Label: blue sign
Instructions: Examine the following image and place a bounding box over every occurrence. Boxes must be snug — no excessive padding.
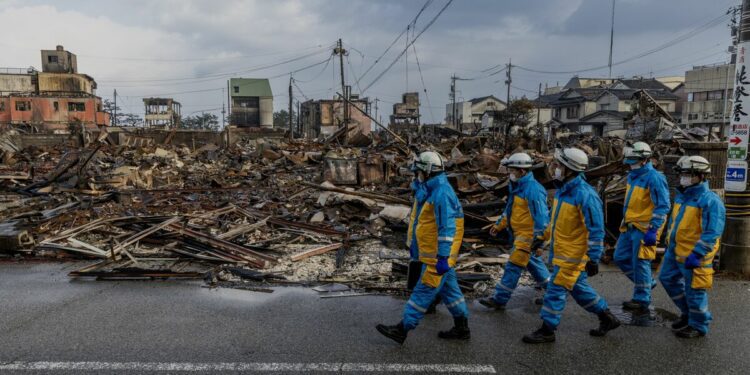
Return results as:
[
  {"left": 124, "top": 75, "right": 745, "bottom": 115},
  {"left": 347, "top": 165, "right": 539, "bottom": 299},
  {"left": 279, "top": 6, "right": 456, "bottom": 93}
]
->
[{"left": 727, "top": 167, "right": 746, "bottom": 182}]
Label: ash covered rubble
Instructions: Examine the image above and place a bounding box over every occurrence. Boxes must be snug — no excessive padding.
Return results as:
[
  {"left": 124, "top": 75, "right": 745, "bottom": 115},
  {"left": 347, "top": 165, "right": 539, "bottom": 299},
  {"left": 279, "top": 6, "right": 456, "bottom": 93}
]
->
[{"left": 0, "top": 126, "right": 705, "bottom": 298}]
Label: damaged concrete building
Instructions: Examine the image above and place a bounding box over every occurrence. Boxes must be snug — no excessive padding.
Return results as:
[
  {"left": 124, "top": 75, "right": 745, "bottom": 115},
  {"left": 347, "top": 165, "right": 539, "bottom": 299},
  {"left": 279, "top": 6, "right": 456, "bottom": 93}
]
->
[
  {"left": 143, "top": 97, "right": 182, "bottom": 129},
  {"left": 0, "top": 46, "right": 110, "bottom": 132},
  {"left": 228, "top": 78, "right": 273, "bottom": 128},
  {"left": 389, "top": 92, "right": 420, "bottom": 132},
  {"left": 299, "top": 94, "right": 371, "bottom": 139}
]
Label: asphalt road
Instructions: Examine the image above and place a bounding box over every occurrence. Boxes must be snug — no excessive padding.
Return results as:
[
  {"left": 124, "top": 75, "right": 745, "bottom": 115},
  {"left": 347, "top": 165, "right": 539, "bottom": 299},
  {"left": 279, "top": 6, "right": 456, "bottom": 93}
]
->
[{"left": 0, "top": 261, "right": 748, "bottom": 374}]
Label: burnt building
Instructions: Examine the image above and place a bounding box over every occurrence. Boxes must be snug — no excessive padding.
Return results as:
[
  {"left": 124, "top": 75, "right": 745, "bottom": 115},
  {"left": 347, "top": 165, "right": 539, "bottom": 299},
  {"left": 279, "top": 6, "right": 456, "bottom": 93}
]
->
[
  {"left": 299, "top": 94, "right": 371, "bottom": 139},
  {"left": 0, "top": 46, "right": 110, "bottom": 131},
  {"left": 228, "top": 78, "right": 273, "bottom": 128},
  {"left": 143, "top": 98, "right": 181, "bottom": 129},
  {"left": 389, "top": 92, "right": 420, "bottom": 132}
]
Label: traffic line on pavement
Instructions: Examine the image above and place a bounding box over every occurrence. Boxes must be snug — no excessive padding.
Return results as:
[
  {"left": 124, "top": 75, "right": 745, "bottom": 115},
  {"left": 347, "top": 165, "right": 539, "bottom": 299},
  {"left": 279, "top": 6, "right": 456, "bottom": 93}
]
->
[{"left": 0, "top": 361, "right": 497, "bottom": 373}]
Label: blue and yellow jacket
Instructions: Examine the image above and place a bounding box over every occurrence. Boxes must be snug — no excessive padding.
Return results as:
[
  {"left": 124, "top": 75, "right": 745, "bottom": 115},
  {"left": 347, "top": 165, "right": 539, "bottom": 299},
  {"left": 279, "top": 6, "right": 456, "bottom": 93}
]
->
[
  {"left": 665, "top": 182, "right": 725, "bottom": 264},
  {"left": 664, "top": 182, "right": 724, "bottom": 289},
  {"left": 622, "top": 162, "right": 670, "bottom": 232},
  {"left": 405, "top": 173, "right": 465, "bottom": 269},
  {"left": 407, "top": 180, "right": 428, "bottom": 260},
  {"left": 493, "top": 172, "right": 549, "bottom": 250},
  {"left": 542, "top": 174, "right": 605, "bottom": 270}
]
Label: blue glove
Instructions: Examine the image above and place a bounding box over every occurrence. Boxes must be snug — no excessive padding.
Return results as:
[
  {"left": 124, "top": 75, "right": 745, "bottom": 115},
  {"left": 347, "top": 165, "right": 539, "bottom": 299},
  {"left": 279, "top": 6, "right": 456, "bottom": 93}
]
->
[
  {"left": 685, "top": 252, "right": 702, "bottom": 269},
  {"left": 642, "top": 227, "right": 658, "bottom": 246},
  {"left": 436, "top": 256, "right": 450, "bottom": 275}
]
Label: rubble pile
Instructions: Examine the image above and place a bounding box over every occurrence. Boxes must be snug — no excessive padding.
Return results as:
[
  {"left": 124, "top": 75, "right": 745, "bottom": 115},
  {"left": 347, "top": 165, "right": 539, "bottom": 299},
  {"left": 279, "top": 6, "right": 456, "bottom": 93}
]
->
[{"left": 0, "top": 130, "right": 656, "bottom": 296}]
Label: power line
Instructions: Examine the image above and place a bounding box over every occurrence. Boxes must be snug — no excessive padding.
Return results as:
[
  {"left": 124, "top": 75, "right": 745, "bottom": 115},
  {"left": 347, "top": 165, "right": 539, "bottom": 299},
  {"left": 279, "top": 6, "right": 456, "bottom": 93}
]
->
[
  {"left": 346, "top": 54, "right": 364, "bottom": 95},
  {"left": 98, "top": 45, "right": 335, "bottom": 83},
  {"left": 411, "top": 42, "right": 435, "bottom": 123},
  {"left": 293, "top": 54, "right": 334, "bottom": 83},
  {"left": 119, "top": 57, "right": 332, "bottom": 98},
  {"left": 79, "top": 44, "right": 328, "bottom": 63},
  {"left": 362, "top": 0, "right": 453, "bottom": 93},
  {"left": 355, "top": 0, "right": 434, "bottom": 88},
  {"left": 515, "top": 11, "right": 730, "bottom": 75}
]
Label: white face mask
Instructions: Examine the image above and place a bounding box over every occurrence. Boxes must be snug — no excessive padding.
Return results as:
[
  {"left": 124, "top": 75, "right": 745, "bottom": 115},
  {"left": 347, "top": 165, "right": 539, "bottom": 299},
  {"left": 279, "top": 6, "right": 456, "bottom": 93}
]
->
[
  {"left": 509, "top": 173, "right": 518, "bottom": 182},
  {"left": 629, "top": 163, "right": 641, "bottom": 170},
  {"left": 553, "top": 168, "right": 564, "bottom": 181},
  {"left": 416, "top": 171, "right": 425, "bottom": 182},
  {"left": 679, "top": 176, "right": 693, "bottom": 187}
]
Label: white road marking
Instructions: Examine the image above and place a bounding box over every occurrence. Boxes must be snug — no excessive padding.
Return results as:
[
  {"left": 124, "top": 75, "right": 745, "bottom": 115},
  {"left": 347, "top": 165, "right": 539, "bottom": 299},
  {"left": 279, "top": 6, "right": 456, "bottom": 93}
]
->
[{"left": 0, "top": 361, "right": 496, "bottom": 373}]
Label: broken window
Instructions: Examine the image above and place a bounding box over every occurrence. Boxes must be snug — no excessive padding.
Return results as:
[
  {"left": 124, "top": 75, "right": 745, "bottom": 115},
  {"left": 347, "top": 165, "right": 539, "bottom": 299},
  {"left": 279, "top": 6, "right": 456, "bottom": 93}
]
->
[
  {"left": 0, "top": 102, "right": 4, "bottom": 112},
  {"left": 15, "top": 101, "right": 30, "bottom": 111},
  {"left": 234, "top": 86, "right": 240, "bottom": 94},
  {"left": 54, "top": 102, "right": 59, "bottom": 111},
  {"left": 68, "top": 102, "right": 85, "bottom": 112},
  {"left": 48, "top": 55, "right": 58, "bottom": 63}
]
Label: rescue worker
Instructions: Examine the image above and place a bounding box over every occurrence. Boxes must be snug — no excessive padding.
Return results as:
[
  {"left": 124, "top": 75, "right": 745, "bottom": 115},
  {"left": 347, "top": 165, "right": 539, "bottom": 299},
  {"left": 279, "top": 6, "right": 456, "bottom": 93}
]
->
[
  {"left": 376, "top": 151, "right": 469, "bottom": 344},
  {"left": 523, "top": 147, "right": 620, "bottom": 344},
  {"left": 406, "top": 169, "right": 440, "bottom": 314},
  {"left": 479, "top": 152, "right": 550, "bottom": 310},
  {"left": 614, "top": 142, "right": 670, "bottom": 313},
  {"left": 659, "top": 156, "right": 725, "bottom": 338}
]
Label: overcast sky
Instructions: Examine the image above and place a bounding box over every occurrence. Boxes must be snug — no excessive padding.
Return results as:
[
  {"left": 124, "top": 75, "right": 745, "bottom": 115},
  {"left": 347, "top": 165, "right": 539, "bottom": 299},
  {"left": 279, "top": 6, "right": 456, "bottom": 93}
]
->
[{"left": 0, "top": 0, "right": 739, "bottom": 125}]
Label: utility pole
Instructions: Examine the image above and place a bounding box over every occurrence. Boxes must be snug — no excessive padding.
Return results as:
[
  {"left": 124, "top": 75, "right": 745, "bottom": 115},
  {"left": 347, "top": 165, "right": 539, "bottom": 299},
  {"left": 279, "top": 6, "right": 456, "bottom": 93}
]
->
[
  {"left": 226, "top": 80, "right": 232, "bottom": 127},
  {"left": 537, "top": 82, "right": 544, "bottom": 152},
  {"left": 504, "top": 59, "right": 512, "bottom": 145},
  {"left": 450, "top": 75, "right": 457, "bottom": 132},
  {"left": 405, "top": 25, "right": 409, "bottom": 93},
  {"left": 334, "top": 39, "right": 348, "bottom": 127},
  {"left": 505, "top": 59, "right": 512, "bottom": 109},
  {"left": 221, "top": 88, "right": 226, "bottom": 129},
  {"left": 374, "top": 98, "right": 380, "bottom": 133},
  {"left": 113, "top": 89, "right": 117, "bottom": 127},
  {"left": 297, "top": 101, "right": 301, "bottom": 135},
  {"left": 289, "top": 75, "right": 293, "bottom": 139},
  {"left": 723, "top": 0, "right": 750, "bottom": 276},
  {"left": 221, "top": 103, "right": 226, "bottom": 129},
  {"left": 608, "top": 0, "right": 616, "bottom": 78}
]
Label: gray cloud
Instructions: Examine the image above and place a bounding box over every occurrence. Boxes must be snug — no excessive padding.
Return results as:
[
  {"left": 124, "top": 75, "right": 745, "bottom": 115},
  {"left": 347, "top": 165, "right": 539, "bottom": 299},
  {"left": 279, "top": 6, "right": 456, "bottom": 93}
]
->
[{"left": 0, "top": 0, "right": 738, "bottom": 123}]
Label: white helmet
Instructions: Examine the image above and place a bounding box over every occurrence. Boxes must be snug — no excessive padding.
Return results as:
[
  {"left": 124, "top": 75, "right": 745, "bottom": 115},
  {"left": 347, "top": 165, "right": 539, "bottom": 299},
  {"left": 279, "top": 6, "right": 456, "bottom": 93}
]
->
[
  {"left": 674, "top": 155, "right": 711, "bottom": 174},
  {"left": 623, "top": 142, "right": 652, "bottom": 164},
  {"left": 554, "top": 147, "right": 589, "bottom": 172},
  {"left": 411, "top": 151, "right": 445, "bottom": 174},
  {"left": 501, "top": 152, "right": 534, "bottom": 169}
]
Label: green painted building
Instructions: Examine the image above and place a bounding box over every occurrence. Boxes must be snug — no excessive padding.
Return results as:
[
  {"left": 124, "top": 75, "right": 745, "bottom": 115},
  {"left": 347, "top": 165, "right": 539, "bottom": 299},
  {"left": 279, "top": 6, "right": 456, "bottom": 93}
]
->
[{"left": 228, "top": 78, "right": 273, "bottom": 128}]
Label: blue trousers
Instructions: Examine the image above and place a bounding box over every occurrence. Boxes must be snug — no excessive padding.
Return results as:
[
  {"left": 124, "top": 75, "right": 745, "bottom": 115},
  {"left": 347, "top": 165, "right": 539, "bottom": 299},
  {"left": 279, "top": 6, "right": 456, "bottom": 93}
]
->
[
  {"left": 402, "top": 266, "right": 468, "bottom": 331},
  {"left": 614, "top": 228, "right": 655, "bottom": 305},
  {"left": 659, "top": 249, "right": 712, "bottom": 334},
  {"left": 540, "top": 266, "right": 608, "bottom": 329},
  {"left": 492, "top": 253, "right": 550, "bottom": 305}
]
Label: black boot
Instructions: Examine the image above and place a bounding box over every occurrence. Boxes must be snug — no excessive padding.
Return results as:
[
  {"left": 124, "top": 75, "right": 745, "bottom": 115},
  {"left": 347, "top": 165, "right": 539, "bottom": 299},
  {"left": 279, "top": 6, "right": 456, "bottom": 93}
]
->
[
  {"left": 522, "top": 323, "right": 556, "bottom": 344},
  {"left": 671, "top": 315, "right": 689, "bottom": 331},
  {"left": 675, "top": 326, "right": 705, "bottom": 339},
  {"left": 590, "top": 309, "right": 621, "bottom": 337},
  {"left": 376, "top": 322, "right": 407, "bottom": 344},
  {"left": 479, "top": 297, "right": 506, "bottom": 310},
  {"left": 438, "top": 317, "right": 470, "bottom": 340},
  {"left": 622, "top": 300, "right": 648, "bottom": 311}
]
